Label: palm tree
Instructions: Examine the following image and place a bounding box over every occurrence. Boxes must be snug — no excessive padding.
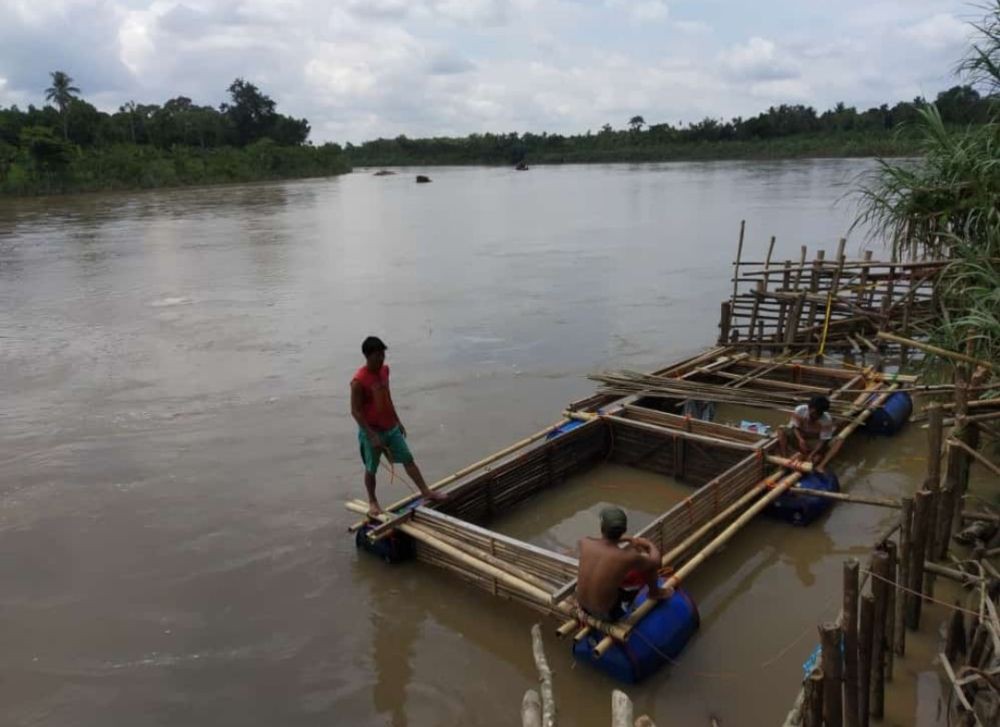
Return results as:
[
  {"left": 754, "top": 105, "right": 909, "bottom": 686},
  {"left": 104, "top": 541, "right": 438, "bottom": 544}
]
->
[{"left": 45, "top": 71, "right": 80, "bottom": 140}]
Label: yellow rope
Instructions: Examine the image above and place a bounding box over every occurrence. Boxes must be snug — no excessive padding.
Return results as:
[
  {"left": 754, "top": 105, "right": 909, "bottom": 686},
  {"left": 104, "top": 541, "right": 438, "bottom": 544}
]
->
[{"left": 817, "top": 292, "right": 835, "bottom": 356}]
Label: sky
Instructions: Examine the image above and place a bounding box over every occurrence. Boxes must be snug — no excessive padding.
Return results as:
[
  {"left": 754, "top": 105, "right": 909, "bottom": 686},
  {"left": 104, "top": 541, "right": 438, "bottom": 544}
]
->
[{"left": 0, "top": 0, "right": 980, "bottom": 144}]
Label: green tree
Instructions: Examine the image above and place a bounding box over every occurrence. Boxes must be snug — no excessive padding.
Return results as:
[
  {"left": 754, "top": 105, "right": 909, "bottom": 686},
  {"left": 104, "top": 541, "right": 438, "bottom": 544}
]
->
[
  {"left": 45, "top": 71, "right": 80, "bottom": 140},
  {"left": 220, "top": 78, "right": 277, "bottom": 146},
  {"left": 628, "top": 115, "right": 645, "bottom": 132}
]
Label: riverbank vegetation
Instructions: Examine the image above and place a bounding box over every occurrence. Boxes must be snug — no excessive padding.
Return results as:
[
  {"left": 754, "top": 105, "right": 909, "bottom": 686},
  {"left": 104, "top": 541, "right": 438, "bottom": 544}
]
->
[
  {"left": 856, "top": 1, "right": 1000, "bottom": 369},
  {"left": 0, "top": 76, "right": 350, "bottom": 195},
  {"left": 345, "top": 85, "right": 995, "bottom": 167}
]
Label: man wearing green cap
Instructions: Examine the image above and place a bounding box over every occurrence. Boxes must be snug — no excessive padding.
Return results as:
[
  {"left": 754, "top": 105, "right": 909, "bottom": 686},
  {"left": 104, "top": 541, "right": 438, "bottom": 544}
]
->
[{"left": 576, "top": 506, "right": 673, "bottom": 621}]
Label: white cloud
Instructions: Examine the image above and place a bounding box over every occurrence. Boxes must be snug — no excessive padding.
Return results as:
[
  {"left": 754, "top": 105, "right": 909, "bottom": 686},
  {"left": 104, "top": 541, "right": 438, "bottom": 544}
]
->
[
  {"left": 719, "top": 37, "right": 799, "bottom": 82},
  {"left": 605, "top": 0, "right": 669, "bottom": 23},
  {"left": 899, "top": 13, "right": 970, "bottom": 50}
]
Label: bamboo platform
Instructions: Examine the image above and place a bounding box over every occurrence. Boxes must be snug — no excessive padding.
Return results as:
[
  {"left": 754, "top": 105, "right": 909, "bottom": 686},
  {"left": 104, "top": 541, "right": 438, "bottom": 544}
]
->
[{"left": 347, "top": 348, "right": 906, "bottom": 655}]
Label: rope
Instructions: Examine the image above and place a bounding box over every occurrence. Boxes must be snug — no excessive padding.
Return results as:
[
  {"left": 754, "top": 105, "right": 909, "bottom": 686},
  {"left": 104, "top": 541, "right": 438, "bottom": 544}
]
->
[
  {"left": 817, "top": 292, "right": 835, "bottom": 356},
  {"left": 862, "top": 568, "right": 988, "bottom": 620}
]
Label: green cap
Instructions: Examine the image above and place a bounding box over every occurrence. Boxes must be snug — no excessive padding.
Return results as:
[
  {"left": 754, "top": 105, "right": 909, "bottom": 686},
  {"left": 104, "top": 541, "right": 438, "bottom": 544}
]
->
[{"left": 599, "top": 506, "right": 628, "bottom": 535}]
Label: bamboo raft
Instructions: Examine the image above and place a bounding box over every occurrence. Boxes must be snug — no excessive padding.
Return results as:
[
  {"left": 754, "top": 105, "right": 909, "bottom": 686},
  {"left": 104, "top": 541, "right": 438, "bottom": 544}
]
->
[{"left": 346, "top": 345, "right": 912, "bottom": 675}]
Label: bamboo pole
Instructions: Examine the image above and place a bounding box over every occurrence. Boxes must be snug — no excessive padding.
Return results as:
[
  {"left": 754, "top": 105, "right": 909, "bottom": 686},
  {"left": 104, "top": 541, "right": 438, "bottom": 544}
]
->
[
  {"left": 869, "top": 550, "right": 890, "bottom": 719},
  {"left": 611, "top": 690, "right": 633, "bottom": 727},
  {"left": 948, "top": 437, "right": 1000, "bottom": 478},
  {"left": 531, "top": 624, "right": 556, "bottom": 727},
  {"left": 820, "top": 621, "right": 844, "bottom": 727},
  {"left": 522, "top": 690, "right": 542, "bottom": 727},
  {"left": 894, "top": 497, "right": 912, "bottom": 657},
  {"left": 347, "top": 420, "right": 568, "bottom": 532},
  {"left": 875, "top": 332, "right": 1000, "bottom": 373},
  {"left": 731, "top": 220, "right": 746, "bottom": 308},
  {"left": 858, "top": 593, "right": 874, "bottom": 727},
  {"left": 843, "top": 559, "right": 860, "bottom": 727},
  {"left": 782, "top": 489, "right": 900, "bottom": 509}
]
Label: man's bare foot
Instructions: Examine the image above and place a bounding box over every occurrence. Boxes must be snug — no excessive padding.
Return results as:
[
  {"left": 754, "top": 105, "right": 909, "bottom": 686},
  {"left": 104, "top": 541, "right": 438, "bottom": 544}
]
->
[
  {"left": 367, "top": 501, "right": 384, "bottom": 518},
  {"left": 422, "top": 490, "right": 448, "bottom": 504}
]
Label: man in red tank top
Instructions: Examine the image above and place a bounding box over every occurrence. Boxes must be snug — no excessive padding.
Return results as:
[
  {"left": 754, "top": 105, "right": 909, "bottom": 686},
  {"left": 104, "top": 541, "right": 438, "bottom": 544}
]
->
[{"left": 351, "top": 336, "right": 446, "bottom": 517}]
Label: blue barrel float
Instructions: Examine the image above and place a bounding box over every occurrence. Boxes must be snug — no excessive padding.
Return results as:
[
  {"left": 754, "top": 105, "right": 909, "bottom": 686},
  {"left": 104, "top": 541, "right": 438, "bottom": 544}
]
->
[
  {"left": 768, "top": 470, "right": 840, "bottom": 526},
  {"left": 862, "top": 391, "right": 913, "bottom": 436},
  {"left": 572, "top": 581, "right": 700, "bottom": 683}
]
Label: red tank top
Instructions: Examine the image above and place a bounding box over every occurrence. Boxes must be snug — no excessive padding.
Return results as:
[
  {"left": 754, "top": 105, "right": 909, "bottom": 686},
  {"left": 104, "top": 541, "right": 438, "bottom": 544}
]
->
[{"left": 352, "top": 365, "right": 396, "bottom": 431}]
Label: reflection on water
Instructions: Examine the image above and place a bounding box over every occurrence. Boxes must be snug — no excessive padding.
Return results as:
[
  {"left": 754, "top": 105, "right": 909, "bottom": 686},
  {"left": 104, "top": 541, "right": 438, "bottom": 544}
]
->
[{"left": 0, "top": 161, "right": 948, "bottom": 726}]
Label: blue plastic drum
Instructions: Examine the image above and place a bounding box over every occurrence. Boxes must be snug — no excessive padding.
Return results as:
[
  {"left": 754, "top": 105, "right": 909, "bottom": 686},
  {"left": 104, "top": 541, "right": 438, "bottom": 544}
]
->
[
  {"left": 862, "top": 392, "right": 913, "bottom": 436},
  {"left": 572, "top": 583, "right": 700, "bottom": 683},
  {"left": 769, "top": 470, "right": 840, "bottom": 526}
]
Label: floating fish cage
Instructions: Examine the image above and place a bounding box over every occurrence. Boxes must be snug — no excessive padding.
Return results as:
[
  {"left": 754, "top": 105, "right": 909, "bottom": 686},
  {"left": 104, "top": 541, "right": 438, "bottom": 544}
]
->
[{"left": 349, "top": 348, "right": 913, "bottom": 683}]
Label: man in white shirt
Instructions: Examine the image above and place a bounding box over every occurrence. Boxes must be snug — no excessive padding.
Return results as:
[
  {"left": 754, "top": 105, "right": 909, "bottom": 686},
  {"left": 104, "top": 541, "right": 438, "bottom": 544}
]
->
[{"left": 777, "top": 395, "right": 837, "bottom": 465}]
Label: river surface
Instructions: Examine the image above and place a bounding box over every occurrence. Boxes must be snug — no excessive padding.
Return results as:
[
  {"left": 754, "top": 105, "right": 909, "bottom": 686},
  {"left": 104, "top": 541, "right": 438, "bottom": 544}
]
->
[{"left": 0, "top": 161, "right": 954, "bottom": 726}]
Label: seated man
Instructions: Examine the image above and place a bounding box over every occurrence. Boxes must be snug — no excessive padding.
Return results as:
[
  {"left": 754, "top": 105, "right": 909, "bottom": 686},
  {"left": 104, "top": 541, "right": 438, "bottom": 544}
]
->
[
  {"left": 576, "top": 507, "right": 673, "bottom": 622},
  {"left": 777, "top": 395, "right": 838, "bottom": 465}
]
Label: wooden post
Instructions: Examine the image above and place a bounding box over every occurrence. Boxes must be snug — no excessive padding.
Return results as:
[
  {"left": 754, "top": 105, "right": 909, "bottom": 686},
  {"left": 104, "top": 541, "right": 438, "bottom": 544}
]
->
[
  {"left": 731, "top": 220, "right": 745, "bottom": 309},
  {"left": 820, "top": 621, "right": 843, "bottom": 727},
  {"left": 869, "top": 550, "right": 890, "bottom": 719},
  {"left": 530, "top": 624, "right": 556, "bottom": 727},
  {"left": 926, "top": 405, "right": 944, "bottom": 489},
  {"left": 522, "top": 690, "right": 542, "bottom": 727},
  {"left": 895, "top": 497, "right": 912, "bottom": 656},
  {"left": 719, "top": 301, "right": 732, "bottom": 345},
  {"left": 857, "top": 594, "right": 874, "bottom": 727},
  {"left": 883, "top": 541, "right": 897, "bottom": 681},
  {"left": 906, "top": 491, "right": 931, "bottom": 629},
  {"left": 843, "top": 559, "right": 860, "bottom": 727},
  {"left": 611, "top": 690, "right": 634, "bottom": 727},
  {"left": 944, "top": 604, "right": 967, "bottom": 664},
  {"left": 804, "top": 668, "right": 825, "bottom": 727}
]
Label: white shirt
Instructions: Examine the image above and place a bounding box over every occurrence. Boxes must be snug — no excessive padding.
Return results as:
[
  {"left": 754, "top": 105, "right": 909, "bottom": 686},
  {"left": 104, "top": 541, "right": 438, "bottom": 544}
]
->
[{"left": 790, "top": 403, "right": 834, "bottom": 440}]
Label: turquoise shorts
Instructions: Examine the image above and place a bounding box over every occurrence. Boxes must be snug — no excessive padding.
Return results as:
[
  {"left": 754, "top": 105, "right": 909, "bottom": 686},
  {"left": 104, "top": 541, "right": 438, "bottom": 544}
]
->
[{"left": 358, "top": 425, "right": 413, "bottom": 474}]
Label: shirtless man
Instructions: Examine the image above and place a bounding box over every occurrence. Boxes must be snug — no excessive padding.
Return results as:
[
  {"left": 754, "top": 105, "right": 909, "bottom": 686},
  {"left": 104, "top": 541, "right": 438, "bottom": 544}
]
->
[{"left": 576, "top": 507, "right": 673, "bottom": 622}]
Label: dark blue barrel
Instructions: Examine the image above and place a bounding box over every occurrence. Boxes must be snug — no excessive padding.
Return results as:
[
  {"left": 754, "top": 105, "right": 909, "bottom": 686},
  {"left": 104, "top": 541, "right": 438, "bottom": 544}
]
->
[
  {"left": 862, "top": 391, "right": 913, "bottom": 436},
  {"left": 572, "top": 583, "right": 699, "bottom": 683},
  {"left": 355, "top": 523, "right": 415, "bottom": 564},
  {"left": 768, "top": 471, "right": 840, "bottom": 526}
]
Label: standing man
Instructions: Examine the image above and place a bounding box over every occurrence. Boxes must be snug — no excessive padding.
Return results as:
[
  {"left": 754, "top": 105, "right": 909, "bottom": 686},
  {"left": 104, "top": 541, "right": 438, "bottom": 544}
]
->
[
  {"left": 351, "top": 336, "right": 446, "bottom": 517},
  {"left": 777, "top": 395, "right": 839, "bottom": 465}
]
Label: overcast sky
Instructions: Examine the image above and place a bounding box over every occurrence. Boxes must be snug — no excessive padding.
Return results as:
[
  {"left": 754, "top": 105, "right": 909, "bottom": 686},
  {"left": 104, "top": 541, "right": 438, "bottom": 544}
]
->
[{"left": 0, "top": 0, "right": 978, "bottom": 143}]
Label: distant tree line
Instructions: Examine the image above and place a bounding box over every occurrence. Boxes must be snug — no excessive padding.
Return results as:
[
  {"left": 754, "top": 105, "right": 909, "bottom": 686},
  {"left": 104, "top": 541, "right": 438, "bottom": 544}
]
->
[
  {"left": 0, "top": 73, "right": 349, "bottom": 195},
  {"left": 345, "top": 85, "right": 996, "bottom": 166}
]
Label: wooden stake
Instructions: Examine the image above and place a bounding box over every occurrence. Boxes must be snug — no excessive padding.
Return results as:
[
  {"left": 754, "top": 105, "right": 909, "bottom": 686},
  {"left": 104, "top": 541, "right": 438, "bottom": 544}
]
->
[
  {"left": 820, "top": 621, "right": 844, "bottom": 727},
  {"left": 804, "top": 668, "right": 825, "bottom": 727},
  {"left": 894, "top": 496, "right": 912, "bottom": 657},
  {"left": 906, "top": 491, "right": 931, "bottom": 630},
  {"left": 531, "top": 624, "right": 556, "bottom": 727},
  {"left": 731, "top": 220, "right": 746, "bottom": 308},
  {"left": 858, "top": 593, "right": 874, "bottom": 727},
  {"left": 884, "top": 541, "right": 897, "bottom": 681},
  {"left": 869, "top": 550, "right": 890, "bottom": 719},
  {"left": 611, "top": 690, "right": 633, "bottom": 727},
  {"left": 719, "top": 301, "right": 733, "bottom": 345},
  {"left": 843, "top": 559, "right": 860, "bottom": 727},
  {"left": 522, "top": 690, "right": 542, "bottom": 727},
  {"left": 944, "top": 603, "right": 967, "bottom": 664}
]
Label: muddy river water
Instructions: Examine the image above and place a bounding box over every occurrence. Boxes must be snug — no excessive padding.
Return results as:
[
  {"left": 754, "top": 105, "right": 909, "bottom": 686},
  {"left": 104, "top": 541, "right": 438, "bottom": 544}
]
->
[{"left": 0, "top": 161, "right": 964, "bottom": 725}]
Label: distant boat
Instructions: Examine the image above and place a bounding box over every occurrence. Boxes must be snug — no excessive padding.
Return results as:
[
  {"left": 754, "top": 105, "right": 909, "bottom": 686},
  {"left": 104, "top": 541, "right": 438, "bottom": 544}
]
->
[
  {"left": 515, "top": 162, "right": 529, "bottom": 171},
  {"left": 373, "top": 170, "right": 396, "bottom": 176},
  {"left": 416, "top": 175, "right": 432, "bottom": 183}
]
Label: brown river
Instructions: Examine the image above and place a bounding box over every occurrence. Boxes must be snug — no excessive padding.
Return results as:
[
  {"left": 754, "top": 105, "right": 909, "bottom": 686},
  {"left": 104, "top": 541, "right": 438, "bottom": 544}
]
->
[{"left": 0, "top": 161, "right": 962, "bottom": 725}]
